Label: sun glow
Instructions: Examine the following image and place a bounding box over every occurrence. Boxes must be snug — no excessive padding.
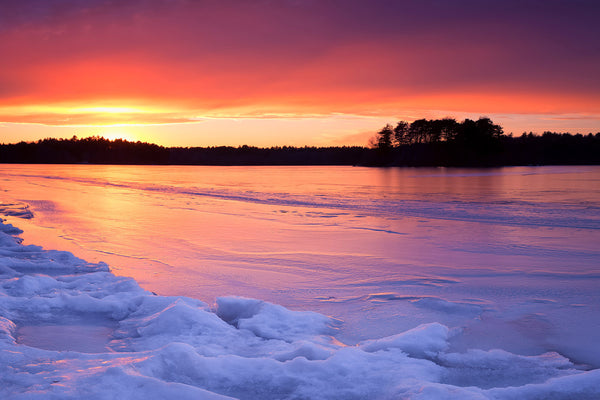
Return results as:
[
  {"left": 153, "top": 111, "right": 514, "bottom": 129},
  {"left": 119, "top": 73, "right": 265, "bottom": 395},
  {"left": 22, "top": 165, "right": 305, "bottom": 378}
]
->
[
  {"left": 100, "top": 129, "right": 137, "bottom": 142},
  {"left": 69, "top": 106, "right": 146, "bottom": 114}
]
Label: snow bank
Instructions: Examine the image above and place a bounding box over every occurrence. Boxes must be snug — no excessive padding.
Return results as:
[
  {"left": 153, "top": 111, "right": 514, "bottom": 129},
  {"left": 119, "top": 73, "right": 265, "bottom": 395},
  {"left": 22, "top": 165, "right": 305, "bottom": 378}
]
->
[{"left": 0, "top": 220, "right": 598, "bottom": 399}]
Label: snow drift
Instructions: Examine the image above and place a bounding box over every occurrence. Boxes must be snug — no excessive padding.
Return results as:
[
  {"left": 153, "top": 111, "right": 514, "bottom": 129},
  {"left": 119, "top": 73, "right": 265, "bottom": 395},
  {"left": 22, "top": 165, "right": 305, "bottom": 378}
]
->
[{"left": 0, "top": 219, "right": 598, "bottom": 399}]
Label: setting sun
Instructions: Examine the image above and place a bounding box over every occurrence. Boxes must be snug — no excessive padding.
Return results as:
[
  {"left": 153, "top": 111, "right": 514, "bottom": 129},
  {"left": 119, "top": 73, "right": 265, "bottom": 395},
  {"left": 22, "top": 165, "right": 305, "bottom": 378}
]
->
[
  {"left": 100, "top": 130, "right": 137, "bottom": 142},
  {"left": 72, "top": 106, "right": 145, "bottom": 114}
]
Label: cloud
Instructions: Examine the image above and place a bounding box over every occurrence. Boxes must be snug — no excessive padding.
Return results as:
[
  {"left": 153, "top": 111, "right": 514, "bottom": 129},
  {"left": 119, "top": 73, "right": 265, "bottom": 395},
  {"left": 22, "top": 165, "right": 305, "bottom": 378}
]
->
[{"left": 0, "top": 111, "right": 194, "bottom": 126}]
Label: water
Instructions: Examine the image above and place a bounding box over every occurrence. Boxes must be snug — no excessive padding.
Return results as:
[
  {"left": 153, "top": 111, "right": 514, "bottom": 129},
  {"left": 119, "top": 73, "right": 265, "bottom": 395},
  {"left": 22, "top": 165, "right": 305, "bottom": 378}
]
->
[{"left": 1, "top": 164, "right": 599, "bottom": 365}]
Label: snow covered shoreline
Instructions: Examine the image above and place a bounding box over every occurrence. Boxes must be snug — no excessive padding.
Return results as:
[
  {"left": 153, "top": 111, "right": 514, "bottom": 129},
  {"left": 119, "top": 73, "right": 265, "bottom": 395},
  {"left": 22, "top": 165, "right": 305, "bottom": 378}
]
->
[{"left": 1, "top": 219, "right": 599, "bottom": 399}]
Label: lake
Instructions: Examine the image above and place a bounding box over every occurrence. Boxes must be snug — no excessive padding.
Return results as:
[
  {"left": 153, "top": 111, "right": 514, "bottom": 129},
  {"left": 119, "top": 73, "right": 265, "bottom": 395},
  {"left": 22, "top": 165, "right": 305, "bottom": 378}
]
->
[{"left": 1, "top": 164, "right": 599, "bottom": 366}]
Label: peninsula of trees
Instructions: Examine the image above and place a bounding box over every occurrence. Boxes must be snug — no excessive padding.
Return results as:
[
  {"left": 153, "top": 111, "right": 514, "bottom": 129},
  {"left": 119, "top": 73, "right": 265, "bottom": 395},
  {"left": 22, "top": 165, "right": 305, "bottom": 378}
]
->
[
  {"left": 368, "top": 117, "right": 599, "bottom": 166},
  {"left": 0, "top": 118, "right": 598, "bottom": 166}
]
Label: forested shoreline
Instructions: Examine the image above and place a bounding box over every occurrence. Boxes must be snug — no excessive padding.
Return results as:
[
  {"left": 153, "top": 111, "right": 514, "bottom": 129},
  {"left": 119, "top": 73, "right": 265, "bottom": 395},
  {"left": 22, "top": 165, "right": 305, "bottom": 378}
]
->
[
  {"left": 368, "top": 117, "right": 600, "bottom": 166},
  {"left": 1, "top": 119, "right": 599, "bottom": 166}
]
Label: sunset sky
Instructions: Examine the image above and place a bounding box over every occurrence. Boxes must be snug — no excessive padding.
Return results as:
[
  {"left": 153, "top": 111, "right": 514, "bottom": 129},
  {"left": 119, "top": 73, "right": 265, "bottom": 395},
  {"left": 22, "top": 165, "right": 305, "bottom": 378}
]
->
[{"left": 1, "top": 0, "right": 599, "bottom": 147}]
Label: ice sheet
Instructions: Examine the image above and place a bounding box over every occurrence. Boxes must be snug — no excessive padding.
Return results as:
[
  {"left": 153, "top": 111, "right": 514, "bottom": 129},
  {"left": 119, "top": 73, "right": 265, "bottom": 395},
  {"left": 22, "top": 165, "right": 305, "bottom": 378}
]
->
[{"left": 1, "top": 165, "right": 599, "bottom": 398}]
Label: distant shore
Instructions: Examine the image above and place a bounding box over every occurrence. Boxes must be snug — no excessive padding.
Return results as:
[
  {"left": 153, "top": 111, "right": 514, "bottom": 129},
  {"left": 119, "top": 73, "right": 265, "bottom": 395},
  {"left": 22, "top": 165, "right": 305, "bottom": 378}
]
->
[{"left": 1, "top": 132, "right": 599, "bottom": 167}]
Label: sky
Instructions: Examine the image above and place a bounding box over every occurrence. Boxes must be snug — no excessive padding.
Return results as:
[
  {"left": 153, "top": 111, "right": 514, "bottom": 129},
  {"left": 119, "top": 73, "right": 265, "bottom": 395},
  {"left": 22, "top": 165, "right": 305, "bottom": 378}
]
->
[{"left": 1, "top": 0, "right": 599, "bottom": 147}]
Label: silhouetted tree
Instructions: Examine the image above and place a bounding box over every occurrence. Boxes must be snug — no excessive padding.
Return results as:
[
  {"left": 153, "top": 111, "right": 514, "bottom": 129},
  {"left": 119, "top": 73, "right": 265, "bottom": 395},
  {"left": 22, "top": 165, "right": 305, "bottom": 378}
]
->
[
  {"left": 408, "top": 119, "right": 430, "bottom": 144},
  {"left": 393, "top": 121, "right": 409, "bottom": 146},
  {"left": 436, "top": 118, "right": 460, "bottom": 141},
  {"left": 374, "top": 124, "right": 394, "bottom": 150}
]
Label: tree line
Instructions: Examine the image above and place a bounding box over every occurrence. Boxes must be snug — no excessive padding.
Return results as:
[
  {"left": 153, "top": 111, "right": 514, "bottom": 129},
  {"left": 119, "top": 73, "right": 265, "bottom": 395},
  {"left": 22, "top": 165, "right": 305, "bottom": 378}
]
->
[
  {"left": 370, "top": 117, "right": 503, "bottom": 148},
  {"left": 369, "top": 117, "right": 600, "bottom": 166},
  {"left": 0, "top": 122, "right": 599, "bottom": 166},
  {"left": 0, "top": 136, "right": 368, "bottom": 165}
]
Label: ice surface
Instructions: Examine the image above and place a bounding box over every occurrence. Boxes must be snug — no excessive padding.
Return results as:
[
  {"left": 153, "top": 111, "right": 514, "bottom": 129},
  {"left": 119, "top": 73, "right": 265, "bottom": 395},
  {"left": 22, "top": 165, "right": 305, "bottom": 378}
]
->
[
  {"left": 1, "top": 220, "right": 599, "bottom": 399},
  {"left": 1, "top": 165, "right": 599, "bottom": 398},
  {"left": 0, "top": 202, "right": 33, "bottom": 219},
  {"left": 16, "top": 323, "right": 114, "bottom": 353}
]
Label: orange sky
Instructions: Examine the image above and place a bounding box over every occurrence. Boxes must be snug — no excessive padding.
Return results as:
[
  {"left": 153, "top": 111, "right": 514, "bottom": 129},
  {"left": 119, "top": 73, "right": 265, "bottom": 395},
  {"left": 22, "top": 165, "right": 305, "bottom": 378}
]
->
[{"left": 1, "top": 0, "right": 599, "bottom": 147}]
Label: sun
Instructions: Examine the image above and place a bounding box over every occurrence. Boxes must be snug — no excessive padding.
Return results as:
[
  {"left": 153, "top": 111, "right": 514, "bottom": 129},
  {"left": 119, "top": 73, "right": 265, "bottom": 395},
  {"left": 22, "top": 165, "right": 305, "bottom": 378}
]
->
[{"left": 101, "top": 130, "right": 137, "bottom": 142}]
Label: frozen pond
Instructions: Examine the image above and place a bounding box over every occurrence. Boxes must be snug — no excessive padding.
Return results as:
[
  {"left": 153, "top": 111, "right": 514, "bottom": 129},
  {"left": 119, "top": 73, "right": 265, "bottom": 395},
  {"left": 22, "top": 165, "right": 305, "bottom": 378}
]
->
[{"left": 1, "top": 164, "right": 599, "bottom": 398}]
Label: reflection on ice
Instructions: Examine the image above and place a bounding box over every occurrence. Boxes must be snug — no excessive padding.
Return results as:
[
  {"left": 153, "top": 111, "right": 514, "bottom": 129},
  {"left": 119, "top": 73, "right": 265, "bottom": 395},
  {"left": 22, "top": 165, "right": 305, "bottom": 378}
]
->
[{"left": 17, "top": 324, "right": 114, "bottom": 353}]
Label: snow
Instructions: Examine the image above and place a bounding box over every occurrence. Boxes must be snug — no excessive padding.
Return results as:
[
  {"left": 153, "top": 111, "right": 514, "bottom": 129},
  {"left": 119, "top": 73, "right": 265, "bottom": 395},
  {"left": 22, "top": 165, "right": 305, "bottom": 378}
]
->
[{"left": 1, "top": 219, "right": 599, "bottom": 399}]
